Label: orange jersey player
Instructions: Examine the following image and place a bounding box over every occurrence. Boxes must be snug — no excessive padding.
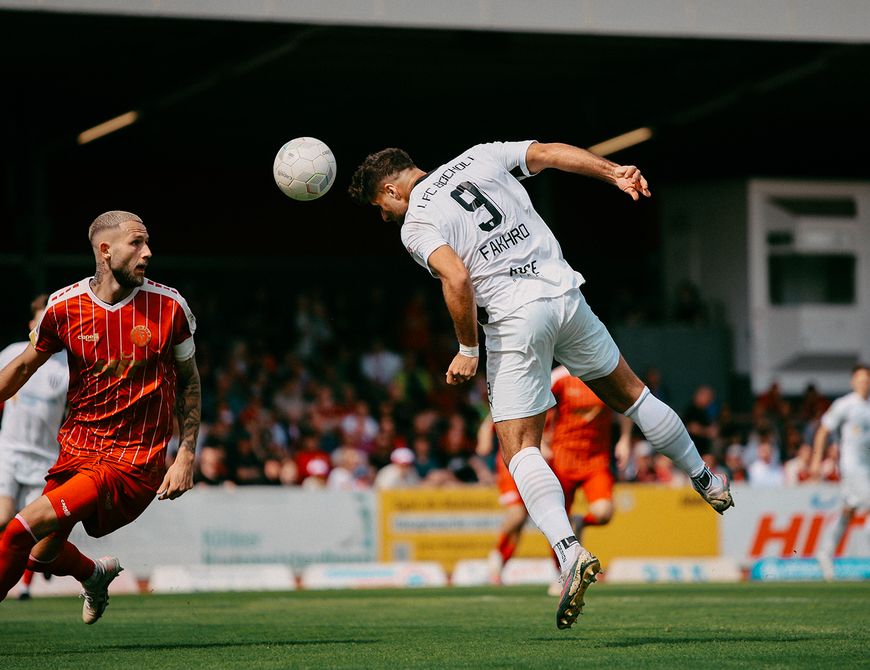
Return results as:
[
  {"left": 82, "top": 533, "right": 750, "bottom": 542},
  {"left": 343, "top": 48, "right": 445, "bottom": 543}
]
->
[
  {"left": 545, "top": 366, "right": 631, "bottom": 544},
  {"left": 482, "top": 366, "right": 631, "bottom": 585},
  {"left": 0, "top": 211, "right": 201, "bottom": 624}
]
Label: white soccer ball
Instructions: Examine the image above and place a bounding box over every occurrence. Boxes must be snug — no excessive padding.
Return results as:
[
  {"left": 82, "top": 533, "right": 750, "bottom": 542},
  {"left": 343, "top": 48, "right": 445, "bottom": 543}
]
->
[{"left": 272, "top": 137, "right": 337, "bottom": 201}]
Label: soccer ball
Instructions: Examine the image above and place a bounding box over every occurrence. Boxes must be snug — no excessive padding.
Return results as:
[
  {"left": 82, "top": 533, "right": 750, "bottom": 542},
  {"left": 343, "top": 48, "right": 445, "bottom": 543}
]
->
[{"left": 272, "top": 137, "right": 337, "bottom": 201}]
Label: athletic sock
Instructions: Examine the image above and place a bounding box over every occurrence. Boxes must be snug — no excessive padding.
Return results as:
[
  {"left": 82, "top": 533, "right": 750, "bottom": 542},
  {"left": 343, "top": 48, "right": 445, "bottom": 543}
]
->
[
  {"left": 28, "top": 542, "right": 96, "bottom": 583},
  {"left": 21, "top": 569, "right": 34, "bottom": 587},
  {"left": 508, "top": 447, "right": 579, "bottom": 572},
  {"left": 820, "top": 512, "right": 851, "bottom": 558},
  {"left": 0, "top": 515, "right": 38, "bottom": 601},
  {"left": 625, "top": 387, "right": 705, "bottom": 478},
  {"left": 581, "top": 513, "right": 602, "bottom": 527}
]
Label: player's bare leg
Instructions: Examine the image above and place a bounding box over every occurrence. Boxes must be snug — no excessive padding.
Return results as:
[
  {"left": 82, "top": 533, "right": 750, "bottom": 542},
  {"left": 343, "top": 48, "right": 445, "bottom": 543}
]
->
[
  {"left": 573, "top": 498, "right": 614, "bottom": 544},
  {"left": 586, "top": 356, "right": 733, "bottom": 513},
  {"left": 497, "top": 413, "right": 600, "bottom": 629},
  {"left": 489, "top": 504, "right": 527, "bottom": 584},
  {"left": 818, "top": 505, "right": 855, "bottom": 581}
]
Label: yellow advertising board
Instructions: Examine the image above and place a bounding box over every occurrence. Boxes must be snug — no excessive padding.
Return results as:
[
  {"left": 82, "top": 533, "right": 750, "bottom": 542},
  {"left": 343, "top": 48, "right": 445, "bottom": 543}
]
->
[{"left": 379, "top": 485, "right": 718, "bottom": 572}]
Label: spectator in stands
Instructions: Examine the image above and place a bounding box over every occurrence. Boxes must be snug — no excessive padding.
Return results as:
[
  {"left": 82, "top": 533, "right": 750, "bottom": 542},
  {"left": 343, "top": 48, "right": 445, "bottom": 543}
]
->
[
  {"left": 784, "top": 443, "right": 814, "bottom": 486},
  {"left": 294, "top": 292, "right": 334, "bottom": 362},
  {"left": 301, "top": 458, "right": 330, "bottom": 489},
  {"left": 294, "top": 427, "right": 331, "bottom": 484},
  {"left": 309, "top": 385, "right": 345, "bottom": 451},
  {"left": 360, "top": 336, "right": 403, "bottom": 389},
  {"left": 340, "top": 400, "right": 379, "bottom": 451},
  {"left": 753, "top": 381, "right": 791, "bottom": 432},
  {"left": 643, "top": 366, "right": 671, "bottom": 405},
  {"left": 627, "top": 440, "right": 657, "bottom": 483},
  {"left": 440, "top": 413, "right": 491, "bottom": 484},
  {"left": 653, "top": 454, "right": 687, "bottom": 487},
  {"left": 195, "top": 445, "right": 234, "bottom": 488},
  {"left": 723, "top": 443, "right": 748, "bottom": 483},
  {"left": 277, "top": 458, "right": 300, "bottom": 487},
  {"left": 231, "top": 430, "right": 268, "bottom": 485},
  {"left": 374, "top": 447, "right": 421, "bottom": 489},
  {"left": 682, "top": 385, "right": 719, "bottom": 457},
  {"left": 411, "top": 434, "right": 443, "bottom": 480},
  {"left": 748, "top": 439, "right": 785, "bottom": 487},
  {"left": 327, "top": 446, "right": 373, "bottom": 490}
]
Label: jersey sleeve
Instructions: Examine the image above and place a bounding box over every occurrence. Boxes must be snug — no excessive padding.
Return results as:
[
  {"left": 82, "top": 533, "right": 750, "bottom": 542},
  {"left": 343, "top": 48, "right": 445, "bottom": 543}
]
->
[
  {"left": 29, "top": 305, "right": 64, "bottom": 355},
  {"left": 820, "top": 397, "right": 847, "bottom": 434},
  {"left": 478, "top": 140, "right": 537, "bottom": 179},
  {"left": 400, "top": 218, "right": 449, "bottom": 278},
  {"left": 171, "top": 294, "right": 197, "bottom": 361}
]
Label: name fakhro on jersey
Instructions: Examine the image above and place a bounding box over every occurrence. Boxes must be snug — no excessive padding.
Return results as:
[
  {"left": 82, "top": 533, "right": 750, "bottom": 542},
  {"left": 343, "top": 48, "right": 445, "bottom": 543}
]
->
[{"left": 478, "top": 224, "right": 531, "bottom": 260}]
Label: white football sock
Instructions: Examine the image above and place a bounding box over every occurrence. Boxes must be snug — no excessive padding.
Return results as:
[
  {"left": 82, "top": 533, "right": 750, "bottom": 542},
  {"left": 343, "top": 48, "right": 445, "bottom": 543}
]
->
[
  {"left": 508, "top": 446, "right": 579, "bottom": 571},
  {"left": 820, "top": 511, "right": 850, "bottom": 558},
  {"left": 625, "top": 387, "right": 705, "bottom": 478}
]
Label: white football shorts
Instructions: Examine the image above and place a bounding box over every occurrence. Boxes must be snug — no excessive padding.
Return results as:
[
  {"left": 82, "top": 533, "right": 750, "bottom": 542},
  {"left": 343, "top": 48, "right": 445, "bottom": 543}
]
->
[
  {"left": 483, "top": 288, "right": 620, "bottom": 422},
  {"left": 0, "top": 448, "right": 53, "bottom": 510}
]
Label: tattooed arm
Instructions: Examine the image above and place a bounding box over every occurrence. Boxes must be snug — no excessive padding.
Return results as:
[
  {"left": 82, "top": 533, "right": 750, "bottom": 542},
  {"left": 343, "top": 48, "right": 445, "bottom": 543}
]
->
[{"left": 157, "top": 356, "right": 201, "bottom": 501}]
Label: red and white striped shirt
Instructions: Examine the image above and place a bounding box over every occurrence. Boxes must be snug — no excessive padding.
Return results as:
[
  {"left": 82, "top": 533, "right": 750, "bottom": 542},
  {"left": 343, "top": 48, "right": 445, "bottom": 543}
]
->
[{"left": 30, "top": 277, "right": 196, "bottom": 470}]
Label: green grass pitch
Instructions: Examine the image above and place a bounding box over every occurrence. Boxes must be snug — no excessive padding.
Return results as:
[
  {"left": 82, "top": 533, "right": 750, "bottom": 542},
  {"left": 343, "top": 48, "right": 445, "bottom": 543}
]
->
[{"left": 2, "top": 583, "right": 868, "bottom": 669}]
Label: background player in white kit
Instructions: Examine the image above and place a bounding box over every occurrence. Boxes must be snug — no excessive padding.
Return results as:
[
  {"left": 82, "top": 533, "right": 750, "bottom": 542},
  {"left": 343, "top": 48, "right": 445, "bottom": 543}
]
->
[
  {"left": 350, "top": 140, "right": 733, "bottom": 630},
  {"left": 0, "top": 294, "right": 69, "bottom": 599},
  {"left": 811, "top": 363, "right": 870, "bottom": 580}
]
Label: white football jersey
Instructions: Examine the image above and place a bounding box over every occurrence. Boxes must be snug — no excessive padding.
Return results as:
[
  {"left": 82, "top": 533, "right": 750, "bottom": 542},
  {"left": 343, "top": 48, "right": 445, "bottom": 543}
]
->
[
  {"left": 821, "top": 392, "right": 870, "bottom": 473},
  {"left": 0, "top": 341, "right": 68, "bottom": 460},
  {"left": 401, "top": 140, "right": 584, "bottom": 323}
]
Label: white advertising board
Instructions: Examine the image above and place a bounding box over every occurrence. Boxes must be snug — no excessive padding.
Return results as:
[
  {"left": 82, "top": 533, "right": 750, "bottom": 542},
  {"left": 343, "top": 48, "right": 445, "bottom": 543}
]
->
[
  {"left": 722, "top": 483, "right": 868, "bottom": 566},
  {"left": 67, "top": 488, "right": 377, "bottom": 578}
]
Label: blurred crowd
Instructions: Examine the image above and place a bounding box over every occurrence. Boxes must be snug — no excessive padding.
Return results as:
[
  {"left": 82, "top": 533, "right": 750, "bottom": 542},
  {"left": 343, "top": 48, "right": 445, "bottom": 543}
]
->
[
  {"left": 167, "top": 285, "right": 841, "bottom": 493},
  {"left": 619, "top": 376, "right": 840, "bottom": 488}
]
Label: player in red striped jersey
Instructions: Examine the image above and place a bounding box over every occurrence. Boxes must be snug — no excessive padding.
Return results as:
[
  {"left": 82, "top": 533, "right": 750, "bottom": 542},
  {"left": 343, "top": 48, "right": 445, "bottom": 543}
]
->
[{"left": 0, "top": 211, "right": 201, "bottom": 623}]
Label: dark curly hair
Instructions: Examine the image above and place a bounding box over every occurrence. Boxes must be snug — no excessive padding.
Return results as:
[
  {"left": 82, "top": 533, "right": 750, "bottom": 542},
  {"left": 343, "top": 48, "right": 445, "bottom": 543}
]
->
[{"left": 348, "top": 148, "right": 416, "bottom": 205}]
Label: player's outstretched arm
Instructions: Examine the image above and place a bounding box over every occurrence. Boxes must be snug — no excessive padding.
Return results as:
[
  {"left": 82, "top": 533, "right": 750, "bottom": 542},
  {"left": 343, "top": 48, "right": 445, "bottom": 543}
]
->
[
  {"left": 158, "top": 356, "right": 201, "bottom": 501},
  {"left": 428, "top": 244, "right": 479, "bottom": 386},
  {"left": 809, "top": 424, "right": 831, "bottom": 481},
  {"left": 525, "top": 142, "right": 651, "bottom": 201},
  {"left": 0, "top": 345, "right": 51, "bottom": 403}
]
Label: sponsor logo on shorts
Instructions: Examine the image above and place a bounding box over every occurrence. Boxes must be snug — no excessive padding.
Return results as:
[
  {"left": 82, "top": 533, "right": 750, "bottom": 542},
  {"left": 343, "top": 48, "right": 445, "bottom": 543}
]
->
[
  {"left": 78, "top": 333, "right": 100, "bottom": 342},
  {"left": 60, "top": 499, "right": 71, "bottom": 517}
]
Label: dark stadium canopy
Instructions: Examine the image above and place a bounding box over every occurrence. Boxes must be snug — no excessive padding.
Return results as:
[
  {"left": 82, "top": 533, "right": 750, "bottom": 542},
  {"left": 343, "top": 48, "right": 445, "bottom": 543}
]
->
[{"left": 1, "top": 10, "right": 869, "bottom": 309}]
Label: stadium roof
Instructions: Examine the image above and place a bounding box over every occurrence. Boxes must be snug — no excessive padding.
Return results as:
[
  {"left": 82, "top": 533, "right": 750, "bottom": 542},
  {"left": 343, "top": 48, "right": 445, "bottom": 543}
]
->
[{"left": 1, "top": 8, "right": 869, "bottom": 267}]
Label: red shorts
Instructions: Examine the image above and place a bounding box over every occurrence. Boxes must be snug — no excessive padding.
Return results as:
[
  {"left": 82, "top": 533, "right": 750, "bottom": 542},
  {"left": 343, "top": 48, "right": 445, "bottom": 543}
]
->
[
  {"left": 496, "top": 456, "right": 522, "bottom": 507},
  {"left": 43, "top": 452, "right": 164, "bottom": 538},
  {"left": 556, "top": 467, "right": 614, "bottom": 512}
]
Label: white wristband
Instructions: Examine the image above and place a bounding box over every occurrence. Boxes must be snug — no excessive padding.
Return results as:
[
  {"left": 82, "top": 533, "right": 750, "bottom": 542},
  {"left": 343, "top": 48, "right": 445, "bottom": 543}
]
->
[{"left": 458, "top": 343, "right": 479, "bottom": 358}]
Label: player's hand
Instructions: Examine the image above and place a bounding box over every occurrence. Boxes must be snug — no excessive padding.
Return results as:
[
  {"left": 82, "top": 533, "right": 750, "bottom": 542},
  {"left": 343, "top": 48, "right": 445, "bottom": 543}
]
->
[
  {"left": 157, "top": 448, "right": 195, "bottom": 501},
  {"left": 446, "top": 352, "right": 478, "bottom": 385},
  {"left": 613, "top": 165, "right": 651, "bottom": 201}
]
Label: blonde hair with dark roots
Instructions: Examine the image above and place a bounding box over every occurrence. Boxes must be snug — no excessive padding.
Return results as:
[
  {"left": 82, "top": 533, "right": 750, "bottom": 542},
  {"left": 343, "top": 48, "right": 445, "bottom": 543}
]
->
[
  {"left": 348, "top": 148, "right": 416, "bottom": 205},
  {"left": 87, "top": 210, "right": 143, "bottom": 244}
]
